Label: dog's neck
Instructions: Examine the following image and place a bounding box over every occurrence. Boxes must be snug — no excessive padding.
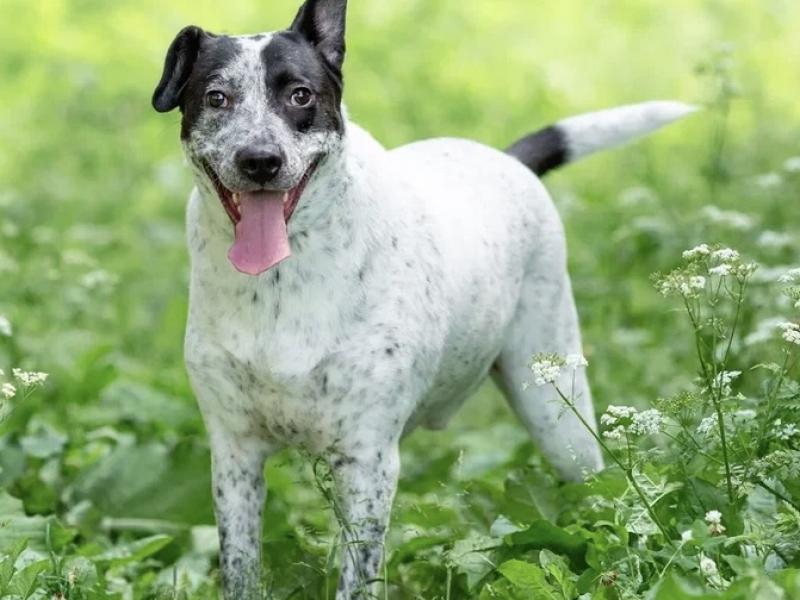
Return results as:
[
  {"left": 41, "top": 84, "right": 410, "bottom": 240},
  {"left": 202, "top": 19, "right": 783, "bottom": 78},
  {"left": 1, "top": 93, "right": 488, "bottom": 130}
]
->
[{"left": 189, "top": 122, "right": 390, "bottom": 284}]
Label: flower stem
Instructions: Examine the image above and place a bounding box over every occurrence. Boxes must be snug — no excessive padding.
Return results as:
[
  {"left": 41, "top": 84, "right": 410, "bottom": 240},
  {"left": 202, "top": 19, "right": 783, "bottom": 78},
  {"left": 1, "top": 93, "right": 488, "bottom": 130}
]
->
[{"left": 552, "top": 386, "right": 675, "bottom": 546}]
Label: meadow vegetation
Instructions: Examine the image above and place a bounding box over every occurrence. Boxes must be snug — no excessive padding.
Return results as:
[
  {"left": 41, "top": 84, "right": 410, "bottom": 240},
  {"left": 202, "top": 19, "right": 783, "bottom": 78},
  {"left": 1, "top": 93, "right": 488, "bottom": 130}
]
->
[{"left": 1, "top": 0, "right": 800, "bottom": 598}]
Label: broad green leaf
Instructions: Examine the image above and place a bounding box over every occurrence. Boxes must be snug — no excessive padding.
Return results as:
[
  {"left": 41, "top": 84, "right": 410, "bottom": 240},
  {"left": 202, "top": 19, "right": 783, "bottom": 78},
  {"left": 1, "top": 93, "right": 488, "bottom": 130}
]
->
[
  {"left": 540, "top": 549, "right": 579, "bottom": 599},
  {"left": 69, "top": 440, "right": 213, "bottom": 524},
  {"left": 0, "top": 493, "right": 47, "bottom": 553},
  {"left": 8, "top": 559, "right": 48, "bottom": 600},
  {"left": 92, "top": 534, "right": 173, "bottom": 567},
  {"left": 497, "top": 560, "right": 559, "bottom": 599},
  {"left": 446, "top": 533, "right": 500, "bottom": 590},
  {"left": 505, "top": 520, "right": 587, "bottom": 566}
]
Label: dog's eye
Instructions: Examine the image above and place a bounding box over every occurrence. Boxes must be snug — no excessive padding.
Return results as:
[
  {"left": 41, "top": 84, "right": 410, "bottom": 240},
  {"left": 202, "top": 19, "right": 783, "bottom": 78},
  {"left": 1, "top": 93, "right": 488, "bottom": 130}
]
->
[
  {"left": 207, "top": 91, "right": 229, "bottom": 109},
  {"left": 289, "top": 87, "right": 314, "bottom": 107}
]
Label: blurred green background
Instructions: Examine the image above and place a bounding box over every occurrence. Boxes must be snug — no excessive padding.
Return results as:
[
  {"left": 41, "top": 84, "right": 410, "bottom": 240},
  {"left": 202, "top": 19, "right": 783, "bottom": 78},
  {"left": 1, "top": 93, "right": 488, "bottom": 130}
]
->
[{"left": 1, "top": 0, "right": 799, "bottom": 597}]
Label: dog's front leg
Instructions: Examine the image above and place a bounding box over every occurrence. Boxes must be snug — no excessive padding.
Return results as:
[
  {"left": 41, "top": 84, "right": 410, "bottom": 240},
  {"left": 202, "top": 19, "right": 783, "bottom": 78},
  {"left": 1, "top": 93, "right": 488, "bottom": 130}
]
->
[
  {"left": 331, "top": 445, "right": 400, "bottom": 599},
  {"left": 209, "top": 430, "right": 270, "bottom": 599}
]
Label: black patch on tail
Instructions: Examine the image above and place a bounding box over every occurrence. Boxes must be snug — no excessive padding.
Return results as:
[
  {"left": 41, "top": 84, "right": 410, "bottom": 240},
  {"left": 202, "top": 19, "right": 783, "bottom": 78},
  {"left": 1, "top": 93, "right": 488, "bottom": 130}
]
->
[{"left": 505, "top": 126, "right": 569, "bottom": 176}]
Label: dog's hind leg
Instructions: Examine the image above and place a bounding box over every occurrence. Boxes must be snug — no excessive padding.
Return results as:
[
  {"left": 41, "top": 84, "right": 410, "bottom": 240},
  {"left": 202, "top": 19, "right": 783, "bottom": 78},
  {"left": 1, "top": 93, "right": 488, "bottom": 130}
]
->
[
  {"left": 495, "top": 250, "right": 603, "bottom": 481},
  {"left": 330, "top": 443, "right": 400, "bottom": 600}
]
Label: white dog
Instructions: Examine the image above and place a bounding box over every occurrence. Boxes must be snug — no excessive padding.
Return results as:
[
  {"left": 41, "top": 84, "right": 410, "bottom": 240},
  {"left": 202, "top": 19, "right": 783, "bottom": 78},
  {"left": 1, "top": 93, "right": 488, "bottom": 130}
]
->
[{"left": 152, "top": 0, "right": 695, "bottom": 596}]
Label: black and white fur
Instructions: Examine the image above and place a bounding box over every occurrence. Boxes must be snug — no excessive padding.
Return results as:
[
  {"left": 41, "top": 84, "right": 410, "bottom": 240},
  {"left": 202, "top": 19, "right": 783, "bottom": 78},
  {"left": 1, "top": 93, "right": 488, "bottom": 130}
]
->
[{"left": 152, "top": 1, "right": 695, "bottom": 597}]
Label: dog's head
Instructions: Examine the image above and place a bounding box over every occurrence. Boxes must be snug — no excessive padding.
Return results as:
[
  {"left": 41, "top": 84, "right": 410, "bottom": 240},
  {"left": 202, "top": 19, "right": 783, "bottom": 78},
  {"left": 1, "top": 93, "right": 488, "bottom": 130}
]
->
[{"left": 152, "top": 0, "right": 347, "bottom": 275}]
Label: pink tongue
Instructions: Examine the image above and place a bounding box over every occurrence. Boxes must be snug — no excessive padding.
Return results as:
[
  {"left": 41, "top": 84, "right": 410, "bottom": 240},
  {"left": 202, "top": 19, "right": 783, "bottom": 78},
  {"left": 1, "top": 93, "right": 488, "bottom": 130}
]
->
[{"left": 228, "top": 191, "right": 291, "bottom": 275}]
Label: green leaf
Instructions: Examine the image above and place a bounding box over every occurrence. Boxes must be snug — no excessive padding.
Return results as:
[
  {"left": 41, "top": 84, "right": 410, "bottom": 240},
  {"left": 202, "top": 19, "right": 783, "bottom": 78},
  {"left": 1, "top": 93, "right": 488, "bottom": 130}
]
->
[
  {"left": 504, "top": 520, "right": 587, "bottom": 567},
  {"left": 497, "top": 560, "right": 559, "bottom": 599},
  {"left": 540, "top": 549, "right": 578, "bottom": 599},
  {"left": 91, "top": 534, "right": 173, "bottom": 567},
  {"left": 8, "top": 559, "right": 48, "bottom": 600},
  {"left": 69, "top": 440, "right": 213, "bottom": 524},
  {"left": 446, "top": 533, "right": 500, "bottom": 590},
  {"left": 0, "top": 493, "right": 48, "bottom": 553}
]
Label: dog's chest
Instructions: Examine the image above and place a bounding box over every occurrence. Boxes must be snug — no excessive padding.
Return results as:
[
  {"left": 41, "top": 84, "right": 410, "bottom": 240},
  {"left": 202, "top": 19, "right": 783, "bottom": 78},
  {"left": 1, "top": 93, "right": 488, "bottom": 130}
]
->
[{"left": 186, "top": 263, "right": 352, "bottom": 436}]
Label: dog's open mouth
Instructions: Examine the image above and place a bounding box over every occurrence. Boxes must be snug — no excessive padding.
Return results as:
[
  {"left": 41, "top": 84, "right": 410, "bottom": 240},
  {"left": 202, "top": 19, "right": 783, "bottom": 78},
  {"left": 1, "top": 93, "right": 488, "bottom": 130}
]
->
[{"left": 202, "top": 161, "right": 318, "bottom": 276}]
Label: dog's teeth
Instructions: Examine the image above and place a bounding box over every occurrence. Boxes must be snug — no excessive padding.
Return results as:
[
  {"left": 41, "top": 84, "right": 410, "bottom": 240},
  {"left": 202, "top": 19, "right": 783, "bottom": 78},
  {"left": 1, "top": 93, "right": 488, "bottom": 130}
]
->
[{"left": 233, "top": 193, "right": 240, "bottom": 207}]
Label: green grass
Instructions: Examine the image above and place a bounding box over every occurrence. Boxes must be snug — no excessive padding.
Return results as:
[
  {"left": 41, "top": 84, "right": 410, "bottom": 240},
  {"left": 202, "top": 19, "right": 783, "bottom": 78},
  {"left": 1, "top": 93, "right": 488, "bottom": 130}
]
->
[{"left": 1, "top": 0, "right": 800, "bottom": 598}]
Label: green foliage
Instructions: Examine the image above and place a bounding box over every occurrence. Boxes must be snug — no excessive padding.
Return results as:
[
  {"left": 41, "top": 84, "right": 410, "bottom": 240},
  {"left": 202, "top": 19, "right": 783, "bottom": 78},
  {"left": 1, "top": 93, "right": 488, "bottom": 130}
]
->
[{"left": 1, "top": 0, "right": 800, "bottom": 598}]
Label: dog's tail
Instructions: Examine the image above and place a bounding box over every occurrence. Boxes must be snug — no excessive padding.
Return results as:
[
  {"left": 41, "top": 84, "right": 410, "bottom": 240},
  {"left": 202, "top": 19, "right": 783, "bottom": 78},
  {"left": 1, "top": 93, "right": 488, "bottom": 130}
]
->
[{"left": 506, "top": 101, "right": 698, "bottom": 176}]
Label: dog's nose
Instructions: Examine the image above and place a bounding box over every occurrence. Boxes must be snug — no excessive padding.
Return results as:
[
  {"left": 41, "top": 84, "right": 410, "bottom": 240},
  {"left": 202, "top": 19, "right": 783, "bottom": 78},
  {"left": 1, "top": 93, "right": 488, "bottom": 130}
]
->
[{"left": 236, "top": 147, "right": 284, "bottom": 185}]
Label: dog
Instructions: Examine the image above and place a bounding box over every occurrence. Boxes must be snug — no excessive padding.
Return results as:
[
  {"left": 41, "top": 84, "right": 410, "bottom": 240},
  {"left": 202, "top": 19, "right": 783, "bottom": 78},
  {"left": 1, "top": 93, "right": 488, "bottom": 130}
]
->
[{"left": 152, "top": 0, "right": 695, "bottom": 597}]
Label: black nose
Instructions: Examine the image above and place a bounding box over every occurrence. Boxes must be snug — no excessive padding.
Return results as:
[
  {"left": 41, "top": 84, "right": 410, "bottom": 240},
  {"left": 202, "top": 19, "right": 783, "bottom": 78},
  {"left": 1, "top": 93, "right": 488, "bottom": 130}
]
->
[{"left": 235, "top": 147, "right": 283, "bottom": 185}]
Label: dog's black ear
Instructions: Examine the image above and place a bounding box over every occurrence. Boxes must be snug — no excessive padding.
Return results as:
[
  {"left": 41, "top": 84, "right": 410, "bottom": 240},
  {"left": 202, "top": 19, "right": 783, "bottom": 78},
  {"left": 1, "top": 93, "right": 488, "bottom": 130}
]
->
[
  {"left": 290, "top": 0, "right": 347, "bottom": 72},
  {"left": 152, "top": 26, "right": 205, "bottom": 113}
]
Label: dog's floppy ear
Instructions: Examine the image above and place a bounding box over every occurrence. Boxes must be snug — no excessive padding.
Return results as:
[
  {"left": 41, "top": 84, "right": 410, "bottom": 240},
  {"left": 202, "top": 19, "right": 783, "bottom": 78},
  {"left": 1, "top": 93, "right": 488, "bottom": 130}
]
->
[
  {"left": 152, "top": 26, "right": 205, "bottom": 113},
  {"left": 290, "top": 0, "right": 347, "bottom": 72}
]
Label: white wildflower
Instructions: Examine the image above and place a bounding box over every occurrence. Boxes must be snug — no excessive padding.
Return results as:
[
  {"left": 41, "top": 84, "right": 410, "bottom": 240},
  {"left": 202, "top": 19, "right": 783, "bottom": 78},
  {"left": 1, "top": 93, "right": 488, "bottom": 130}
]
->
[
  {"left": 697, "top": 415, "right": 718, "bottom": 437},
  {"left": 709, "top": 264, "right": 732, "bottom": 276},
  {"left": 779, "top": 322, "right": 800, "bottom": 346},
  {"left": 705, "top": 510, "right": 726, "bottom": 535},
  {"left": 0, "top": 315, "right": 11, "bottom": 337},
  {"left": 679, "top": 275, "right": 707, "bottom": 296},
  {"left": 779, "top": 268, "right": 800, "bottom": 284},
  {"left": 630, "top": 409, "right": 663, "bottom": 436},
  {"left": 530, "top": 358, "right": 562, "bottom": 386},
  {"left": 700, "top": 554, "right": 719, "bottom": 577},
  {"left": 735, "top": 263, "right": 758, "bottom": 278},
  {"left": 683, "top": 244, "right": 712, "bottom": 261},
  {"left": 1, "top": 383, "right": 15, "bottom": 399},
  {"left": 565, "top": 354, "right": 588, "bottom": 369},
  {"left": 600, "top": 405, "right": 638, "bottom": 426},
  {"left": 681, "top": 530, "right": 693, "bottom": 543},
  {"left": 712, "top": 248, "right": 740, "bottom": 262},
  {"left": 690, "top": 276, "right": 706, "bottom": 289},
  {"left": 784, "top": 157, "right": 800, "bottom": 173},
  {"left": 11, "top": 369, "right": 49, "bottom": 387},
  {"left": 732, "top": 409, "right": 756, "bottom": 423},
  {"left": 602, "top": 426, "right": 625, "bottom": 441},
  {"left": 712, "top": 371, "right": 741, "bottom": 396},
  {"left": 772, "top": 419, "right": 800, "bottom": 442}
]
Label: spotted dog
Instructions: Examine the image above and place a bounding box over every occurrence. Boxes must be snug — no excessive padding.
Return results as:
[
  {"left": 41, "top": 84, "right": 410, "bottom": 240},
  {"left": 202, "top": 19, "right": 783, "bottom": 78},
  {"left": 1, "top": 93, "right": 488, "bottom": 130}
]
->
[{"left": 152, "top": 0, "right": 695, "bottom": 597}]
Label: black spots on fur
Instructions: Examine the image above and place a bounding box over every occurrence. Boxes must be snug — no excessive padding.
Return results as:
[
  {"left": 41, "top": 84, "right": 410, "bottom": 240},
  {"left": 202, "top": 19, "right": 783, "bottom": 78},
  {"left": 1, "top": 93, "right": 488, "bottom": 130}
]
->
[
  {"left": 252, "top": 291, "right": 259, "bottom": 303},
  {"left": 391, "top": 236, "right": 398, "bottom": 249},
  {"left": 331, "top": 455, "right": 356, "bottom": 470}
]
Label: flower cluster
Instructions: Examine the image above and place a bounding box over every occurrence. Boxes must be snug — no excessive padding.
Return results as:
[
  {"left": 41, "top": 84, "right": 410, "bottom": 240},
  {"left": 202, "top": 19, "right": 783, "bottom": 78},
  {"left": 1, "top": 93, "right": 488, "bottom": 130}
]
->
[
  {"left": 600, "top": 405, "right": 663, "bottom": 440},
  {"left": 779, "top": 269, "right": 800, "bottom": 309},
  {"left": 1, "top": 382, "right": 15, "bottom": 399},
  {"left": 772, "top": 419, "right": 800, "bottom": 442},
  {"left": 705, "top": 510, "right": 726, "bottom": 536},
  {"left": 711, "top": 370, "right": 741, "bottom": 397},
  {"left": 11, "top": 368, "right": 48, "bottom": 386},
  {"left": 529, "top": 353, "right": 588, "bottom": 387},
  {"left": 0, "top": 367, "right": 49, "bottom": 403},
  {"left": 656, "top": 272, "right": 707, "bottom": 298},
  {"left": 657, "top": 245, "right": 757, "bottom": 299},
  {"left": 696, "top": 414, "right": 719, "bottom": 438},
  {"left": 779, "top": 322, "right": 800, "bottom": 346}
]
